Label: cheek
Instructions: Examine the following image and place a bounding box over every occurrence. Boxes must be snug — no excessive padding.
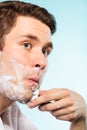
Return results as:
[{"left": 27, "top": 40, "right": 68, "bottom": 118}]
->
[
  {"left": 3, "top": 49, "right": 28, "bottom": 66},
  {"left": 11, "top": 53, "right": 26, "bottom": 65},
  {"left": 3, "top": 44, "right": 26, "bottom": 65}
]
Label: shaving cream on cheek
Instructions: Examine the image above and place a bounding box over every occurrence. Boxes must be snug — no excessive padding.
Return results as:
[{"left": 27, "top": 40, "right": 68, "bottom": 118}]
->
[
  {"left": 0, "top": 52, "right": 33, "bottom": 103},
  {"left": 0, "top": 51, "right": 47, "bottom": 104},
  {"left": 0, "top": 71, "right": 33, "bottom": 104}
]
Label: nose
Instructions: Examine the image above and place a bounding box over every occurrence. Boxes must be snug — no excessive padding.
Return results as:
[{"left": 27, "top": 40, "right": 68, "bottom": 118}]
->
[{"left": 31, "top": 51, "right": 47, "bottom": 70}]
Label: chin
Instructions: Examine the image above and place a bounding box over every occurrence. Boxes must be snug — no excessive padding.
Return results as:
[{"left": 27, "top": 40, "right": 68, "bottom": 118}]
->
[
  {"left": 17, "top": 97, "right": 32, "bottom": 104},
  {"left": 18, "top": 98, "right": 31, "bottom": 104},
  {"left": 17, "top": 91, "right": 33, "bottom": 104}
]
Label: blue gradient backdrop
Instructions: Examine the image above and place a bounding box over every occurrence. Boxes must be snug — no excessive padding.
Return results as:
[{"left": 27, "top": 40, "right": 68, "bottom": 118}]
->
[{"left": 0, "top": 0, "right": 87, "bottom": 130}]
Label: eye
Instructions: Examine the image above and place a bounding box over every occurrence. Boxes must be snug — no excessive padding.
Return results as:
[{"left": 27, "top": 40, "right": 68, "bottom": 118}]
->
[
  {"left": 42, "top": 48, "right": 50, "bottom": 57},
  {"left": 23, "top": 42, "right": 31, "bottom": 49}
]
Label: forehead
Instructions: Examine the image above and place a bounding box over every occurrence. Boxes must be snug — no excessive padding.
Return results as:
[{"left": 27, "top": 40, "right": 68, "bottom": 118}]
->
[{"left": 11, "top": 16, "right": 51, "bottom": 41}]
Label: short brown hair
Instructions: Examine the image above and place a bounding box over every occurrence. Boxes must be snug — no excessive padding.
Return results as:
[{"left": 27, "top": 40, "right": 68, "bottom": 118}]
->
[{"left": 0, "top": 0, "right": 56, "bottom": 50}]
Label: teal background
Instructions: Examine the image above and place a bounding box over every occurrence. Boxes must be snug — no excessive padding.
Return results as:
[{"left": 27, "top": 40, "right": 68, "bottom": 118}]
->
[{"left": 1, "top": 0, "right": 87, "bottom": 130}]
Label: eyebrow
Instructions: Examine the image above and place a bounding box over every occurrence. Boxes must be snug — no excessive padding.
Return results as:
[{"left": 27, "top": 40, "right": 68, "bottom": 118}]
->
[{"left": 21, "top": 34, "right": 53, "bottom": 49}]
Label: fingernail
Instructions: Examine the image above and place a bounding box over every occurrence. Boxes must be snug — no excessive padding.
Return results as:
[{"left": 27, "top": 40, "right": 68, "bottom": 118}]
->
[{"left": 28, "top": 102, "right": 34, "bottom": 108}]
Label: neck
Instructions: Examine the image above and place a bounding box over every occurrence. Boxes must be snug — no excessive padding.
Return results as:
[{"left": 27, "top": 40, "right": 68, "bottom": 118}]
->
[{"left": 0, "top": 93, "right": 13, "bottom": 115}]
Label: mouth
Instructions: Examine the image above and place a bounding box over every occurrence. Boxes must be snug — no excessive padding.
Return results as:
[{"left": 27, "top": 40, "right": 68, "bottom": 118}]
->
[{"left": 26, "top": 77, "right": 40, "bottom": 89}]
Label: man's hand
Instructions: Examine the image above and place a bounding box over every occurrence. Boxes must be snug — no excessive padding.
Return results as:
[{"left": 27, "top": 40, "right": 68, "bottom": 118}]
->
[{"left": 29, "top": 88, "right": 86, "bottom": 122}]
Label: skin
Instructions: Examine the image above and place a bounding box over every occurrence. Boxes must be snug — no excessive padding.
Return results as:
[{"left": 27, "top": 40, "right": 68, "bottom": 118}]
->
[
  {"left": 29, "top": 89, "right": 86, "bottom": 121},
  {"left": 1, "top": 15, "right": 86, "bottom": 129},
  {"left": 2, "top": 16, "right": 52, "bottom": 103}
]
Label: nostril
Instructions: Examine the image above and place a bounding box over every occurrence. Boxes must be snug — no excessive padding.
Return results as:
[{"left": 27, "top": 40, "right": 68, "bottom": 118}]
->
[
  {"left": 35, "top": 64, "right": 45, "bottom": 70},
  {"left": 35, "top": 64, "right": 40, "bottom": 68}
]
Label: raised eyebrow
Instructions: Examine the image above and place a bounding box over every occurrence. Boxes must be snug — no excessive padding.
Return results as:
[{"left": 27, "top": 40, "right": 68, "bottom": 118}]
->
[
  {"left": 21, "top": 34, "right": 53, "bottom": 49},
  {"left": 21, "top": 34, "right": 39, "bottom": 41},
  {"left": 43, "top": 42, "right": 53, "bottom": 49}
]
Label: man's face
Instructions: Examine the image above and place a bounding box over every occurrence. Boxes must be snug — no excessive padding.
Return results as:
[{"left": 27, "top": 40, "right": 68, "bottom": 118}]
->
[{"left": 2, "top": 16, "right": 52, "bottom": 103}]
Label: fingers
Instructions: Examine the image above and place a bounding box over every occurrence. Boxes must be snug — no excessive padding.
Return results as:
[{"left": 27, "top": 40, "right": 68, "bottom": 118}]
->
[
  {"left": 28, "top": 88, "right": 86, "bottom": 122},
  {"left": 38, "top": 97, "right": 73, "bottom": 111},
  {"left": 28, "top": 88, "right": 70, "bottom": 108},
  {"left": 37, "top": 97, "right": 75, "bottom": 121},
  {"left": 51, "top": 106, "right": 74, "bottom": 116},
  {"left": 55, "top": 113, "right": 74, "bottom": 121}
]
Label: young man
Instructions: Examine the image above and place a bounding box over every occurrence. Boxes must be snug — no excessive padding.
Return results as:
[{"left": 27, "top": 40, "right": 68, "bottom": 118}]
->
[{"left": 0, "top": 1, "right": 86, "bottom": 130}]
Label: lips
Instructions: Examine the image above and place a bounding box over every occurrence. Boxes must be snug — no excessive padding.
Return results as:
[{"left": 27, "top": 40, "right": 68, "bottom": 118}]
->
[
  {"left": 26, "top": 77, "right": 40, "bottom": 88},
  {"left": 29, "top": 78, "right": 39, "bottom": 85}
]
